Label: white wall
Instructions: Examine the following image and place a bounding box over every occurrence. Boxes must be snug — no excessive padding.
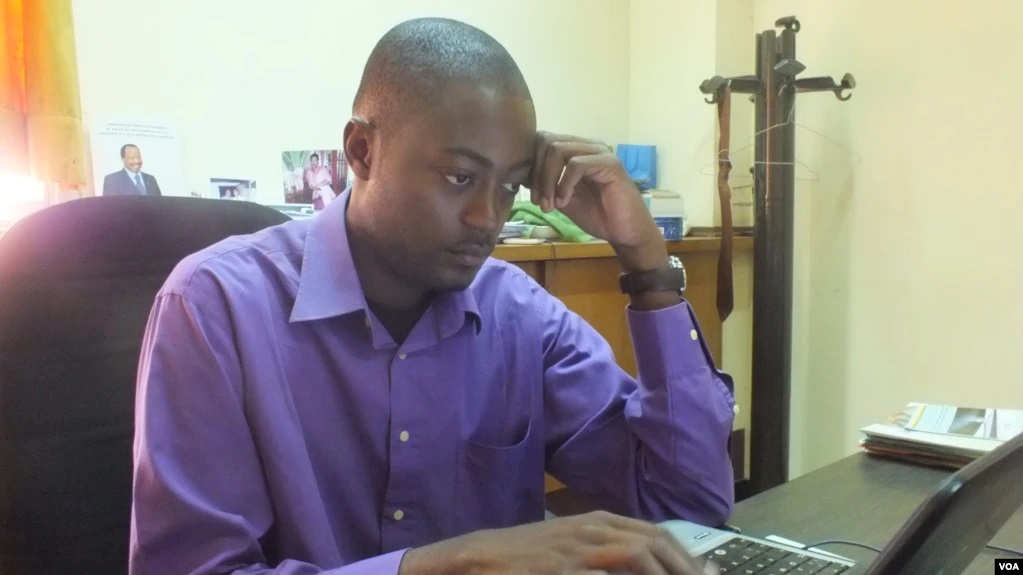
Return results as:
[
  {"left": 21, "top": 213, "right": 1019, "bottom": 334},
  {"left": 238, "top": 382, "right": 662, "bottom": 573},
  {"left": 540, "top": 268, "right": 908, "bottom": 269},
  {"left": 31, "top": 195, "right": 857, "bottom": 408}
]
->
[
  {"left": 629, "top": 0, "right": 718, "bottom": 226},
  {"left": 714, "top": 0, "right": 755, "bottom": 230},
  {"left": 71, "top": 0, "right": 631, "bottom": 203},
  {"left": 751, "top": 0, "right": 1023, "bottom": 477}
]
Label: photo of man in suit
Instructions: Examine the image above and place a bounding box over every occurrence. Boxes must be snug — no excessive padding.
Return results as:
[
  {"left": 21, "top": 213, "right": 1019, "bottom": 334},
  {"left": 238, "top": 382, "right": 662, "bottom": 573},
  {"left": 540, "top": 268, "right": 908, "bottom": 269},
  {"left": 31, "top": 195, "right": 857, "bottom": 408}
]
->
[{"left": 102, "top": 144, "right": 163, "bottom": 196}]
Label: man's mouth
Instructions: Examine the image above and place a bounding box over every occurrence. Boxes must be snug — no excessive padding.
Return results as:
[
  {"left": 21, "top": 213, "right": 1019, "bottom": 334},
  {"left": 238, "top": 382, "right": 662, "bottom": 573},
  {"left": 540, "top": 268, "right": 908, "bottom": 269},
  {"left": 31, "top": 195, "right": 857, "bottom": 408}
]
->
[{"left": 447, "top": 245, "right": 493, "bottom": 267}]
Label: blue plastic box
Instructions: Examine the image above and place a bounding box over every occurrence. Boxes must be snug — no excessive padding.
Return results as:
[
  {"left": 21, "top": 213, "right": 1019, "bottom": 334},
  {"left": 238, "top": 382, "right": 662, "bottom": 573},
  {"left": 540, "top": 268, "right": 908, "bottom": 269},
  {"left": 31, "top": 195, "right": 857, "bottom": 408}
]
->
[
  {"left": 616, "top": 144, "right": 657, "bottom": 190},
  {"left": 654, "top": 216, "right": 683, "bottom": 240}
]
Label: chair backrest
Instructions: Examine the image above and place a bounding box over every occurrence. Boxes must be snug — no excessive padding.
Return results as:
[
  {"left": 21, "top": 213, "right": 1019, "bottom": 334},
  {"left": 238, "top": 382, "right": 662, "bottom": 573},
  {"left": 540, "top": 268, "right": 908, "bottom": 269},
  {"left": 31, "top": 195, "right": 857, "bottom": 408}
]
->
[{"left": 0, "top": 196, "right": 291, "bottom": 574}]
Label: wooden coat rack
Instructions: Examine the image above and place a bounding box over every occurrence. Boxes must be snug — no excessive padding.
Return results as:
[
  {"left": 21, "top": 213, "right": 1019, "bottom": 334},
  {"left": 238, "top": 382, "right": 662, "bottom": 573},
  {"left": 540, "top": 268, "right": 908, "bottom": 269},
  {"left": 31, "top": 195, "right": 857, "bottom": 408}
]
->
[{"left": 699, "top": 16, "right": 857, "bottom": 497}]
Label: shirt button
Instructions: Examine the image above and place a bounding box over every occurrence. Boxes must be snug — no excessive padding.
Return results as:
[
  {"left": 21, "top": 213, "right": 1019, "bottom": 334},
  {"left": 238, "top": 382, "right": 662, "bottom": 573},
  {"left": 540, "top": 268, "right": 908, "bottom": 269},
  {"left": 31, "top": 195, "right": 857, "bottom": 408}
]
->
[
  {"left": 690, "top": 329, "right": 698, "bottom": 341},
  {"left": 399, "top": 430, "right": 410, "bottom": 442},
  {"left": 398, "top": 353, "right": 407, "bottom": 360},
  {"left": 393, "top": 509, "right": 404, "bottom": 521}
]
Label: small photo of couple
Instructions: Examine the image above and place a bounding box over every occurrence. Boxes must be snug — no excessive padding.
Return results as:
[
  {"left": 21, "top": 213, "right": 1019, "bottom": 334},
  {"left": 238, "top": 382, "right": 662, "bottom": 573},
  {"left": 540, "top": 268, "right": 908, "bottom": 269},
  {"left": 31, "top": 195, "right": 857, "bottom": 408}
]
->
[
  {"left": 281, "top": 149, "right": 348, "bottom": 211},
  {"left": 209, "top": 178, "right": 256, "bottom": 201}
]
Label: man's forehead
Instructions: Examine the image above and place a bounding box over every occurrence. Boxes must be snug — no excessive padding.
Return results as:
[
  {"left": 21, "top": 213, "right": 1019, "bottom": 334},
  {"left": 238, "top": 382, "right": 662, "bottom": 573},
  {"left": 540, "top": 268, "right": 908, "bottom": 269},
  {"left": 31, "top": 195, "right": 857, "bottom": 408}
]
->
[
  {"left": 414, "top": 88, "right": 534, "bottom": 143},
  {"left": 424, "top": 127, "right": 534, "bottom": 168}
]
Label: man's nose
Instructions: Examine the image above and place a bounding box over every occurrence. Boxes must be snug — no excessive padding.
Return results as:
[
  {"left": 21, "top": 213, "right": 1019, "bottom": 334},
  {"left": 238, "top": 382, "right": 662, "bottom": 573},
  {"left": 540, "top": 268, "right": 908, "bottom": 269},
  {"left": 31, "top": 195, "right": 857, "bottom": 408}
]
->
[{"left": 462, "top": 187, "right": 503, "bottom": 235}]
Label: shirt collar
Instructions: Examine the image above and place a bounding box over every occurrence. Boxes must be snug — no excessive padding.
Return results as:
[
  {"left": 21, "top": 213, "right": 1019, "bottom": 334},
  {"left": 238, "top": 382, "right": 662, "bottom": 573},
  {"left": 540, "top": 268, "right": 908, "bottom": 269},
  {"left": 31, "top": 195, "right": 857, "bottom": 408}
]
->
[{"left": 289, "top": 187, "right": 481, "bottom": 334}]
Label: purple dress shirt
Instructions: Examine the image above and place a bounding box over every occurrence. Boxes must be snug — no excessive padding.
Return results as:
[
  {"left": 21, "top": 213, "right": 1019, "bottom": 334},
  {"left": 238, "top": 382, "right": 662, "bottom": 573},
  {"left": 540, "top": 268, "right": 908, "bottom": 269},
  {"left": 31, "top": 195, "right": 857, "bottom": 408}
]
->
[{"left": 129, "top": 189, "right": 736, "bottom": 574}]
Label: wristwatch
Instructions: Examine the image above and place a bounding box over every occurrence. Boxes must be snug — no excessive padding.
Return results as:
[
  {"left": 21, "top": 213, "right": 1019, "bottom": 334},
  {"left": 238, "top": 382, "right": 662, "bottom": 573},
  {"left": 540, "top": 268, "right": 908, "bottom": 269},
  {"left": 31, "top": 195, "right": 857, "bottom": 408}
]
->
[{"left": 618, "top": 255, "right": 687, "bottom": 296}]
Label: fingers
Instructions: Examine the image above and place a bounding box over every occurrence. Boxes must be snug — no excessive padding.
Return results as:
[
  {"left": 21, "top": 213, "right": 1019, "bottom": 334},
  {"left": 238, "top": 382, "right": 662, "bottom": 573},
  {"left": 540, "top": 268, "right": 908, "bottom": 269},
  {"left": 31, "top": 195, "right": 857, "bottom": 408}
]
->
[
  {"left": 551, "top": 150, "right": 612, "bottom": 211},
  {"left": 600, "top": 511, "right": 664, "bottom": 536},
  {"left": 529, "top": 131, "right": 549, "bottom": 205},
  {"left": 633, "top": 552, "right": 672, "bottom": 575},
  {"left": 531, "top": 132, "right": 614, "bottom": 212},
  {"left": 586, "top": 543, "right": 668, "bottom": 575},
  {"left": 649, "top": 528, "right": 713, "bottom": 575},
  {"left": 581, "top": 513, "right": 710, "bottom": 575}
]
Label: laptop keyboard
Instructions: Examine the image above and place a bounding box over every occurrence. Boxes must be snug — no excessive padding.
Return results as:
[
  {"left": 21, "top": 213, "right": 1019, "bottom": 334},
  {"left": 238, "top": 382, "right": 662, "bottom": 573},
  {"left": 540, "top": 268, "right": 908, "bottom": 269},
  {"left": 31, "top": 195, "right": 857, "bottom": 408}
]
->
[{"left": 698, "top": 538, "right": 850, "bottom": 574}]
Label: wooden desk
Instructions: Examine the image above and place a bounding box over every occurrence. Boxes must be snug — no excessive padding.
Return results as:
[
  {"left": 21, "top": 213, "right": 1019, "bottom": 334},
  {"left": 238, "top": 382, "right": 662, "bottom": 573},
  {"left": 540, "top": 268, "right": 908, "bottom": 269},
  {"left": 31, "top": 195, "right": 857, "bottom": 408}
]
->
[{"left": 729, "top": 453, "right": 1023, "bottom": 575}]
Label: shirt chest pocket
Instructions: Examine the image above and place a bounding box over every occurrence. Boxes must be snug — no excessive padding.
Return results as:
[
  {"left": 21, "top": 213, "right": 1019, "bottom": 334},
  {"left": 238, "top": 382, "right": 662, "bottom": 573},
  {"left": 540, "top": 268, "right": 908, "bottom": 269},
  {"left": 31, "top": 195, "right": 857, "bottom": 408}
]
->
[{"left": 457, "top": 418, "right": 546, "bottom": 529}]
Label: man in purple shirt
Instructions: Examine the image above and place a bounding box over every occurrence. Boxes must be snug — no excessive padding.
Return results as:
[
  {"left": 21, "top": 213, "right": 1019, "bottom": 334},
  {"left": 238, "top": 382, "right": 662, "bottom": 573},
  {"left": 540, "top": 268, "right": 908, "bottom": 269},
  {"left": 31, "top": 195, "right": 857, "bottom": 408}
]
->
[{"left": 130, "top": 17, "right": 735, "bottom": 575}]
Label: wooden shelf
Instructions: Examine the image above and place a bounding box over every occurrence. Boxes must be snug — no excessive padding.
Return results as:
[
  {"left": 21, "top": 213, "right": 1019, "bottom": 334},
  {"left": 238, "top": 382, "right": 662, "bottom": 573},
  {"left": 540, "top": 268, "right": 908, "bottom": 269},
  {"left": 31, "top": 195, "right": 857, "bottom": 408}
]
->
[{"left": 493, "top": 237, "right": 752, "bottom": 262}]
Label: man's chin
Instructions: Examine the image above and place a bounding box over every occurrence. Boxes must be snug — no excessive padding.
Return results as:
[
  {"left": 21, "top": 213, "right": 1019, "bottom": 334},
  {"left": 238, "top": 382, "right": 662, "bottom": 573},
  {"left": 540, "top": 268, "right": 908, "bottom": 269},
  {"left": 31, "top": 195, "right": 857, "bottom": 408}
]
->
[{"left": 431, "top": 267, "right": 482, "bottom": 294}]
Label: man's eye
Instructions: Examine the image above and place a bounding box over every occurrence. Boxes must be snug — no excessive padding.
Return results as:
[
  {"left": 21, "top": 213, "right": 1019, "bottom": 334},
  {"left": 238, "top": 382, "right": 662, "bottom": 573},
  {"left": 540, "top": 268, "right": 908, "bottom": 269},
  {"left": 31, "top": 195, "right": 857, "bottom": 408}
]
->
[
  {"left": 502, "top": 183, "right": 523, "bottom": 194},
  {"left": 444, "top": 174, "right": 473, "bottom": 186}
]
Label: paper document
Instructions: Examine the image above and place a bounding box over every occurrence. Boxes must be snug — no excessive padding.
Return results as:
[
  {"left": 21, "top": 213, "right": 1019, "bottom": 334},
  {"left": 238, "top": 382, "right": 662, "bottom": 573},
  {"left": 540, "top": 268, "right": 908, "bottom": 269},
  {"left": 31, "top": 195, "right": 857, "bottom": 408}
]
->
[
  {"left": 900, "top": 403, "right": 1023, "bottom": 441},
  {"left": 858, "top": 402, "right": 1021, "bottom": 470},
  {"left": 860, "top": 423, "right": 999, "bottom": 456}
]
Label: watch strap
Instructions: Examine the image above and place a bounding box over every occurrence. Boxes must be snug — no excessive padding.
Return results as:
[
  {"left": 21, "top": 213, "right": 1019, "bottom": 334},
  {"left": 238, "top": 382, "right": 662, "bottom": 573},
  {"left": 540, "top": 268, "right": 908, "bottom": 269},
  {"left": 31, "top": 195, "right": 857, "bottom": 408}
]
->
[{"left": 618, "top": 265, "right": 686, "bottom": 295}]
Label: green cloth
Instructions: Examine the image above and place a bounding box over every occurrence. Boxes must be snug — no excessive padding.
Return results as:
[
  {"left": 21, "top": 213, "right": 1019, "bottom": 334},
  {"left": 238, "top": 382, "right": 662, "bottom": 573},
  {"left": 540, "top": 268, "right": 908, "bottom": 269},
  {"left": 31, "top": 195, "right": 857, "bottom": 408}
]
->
[{"left": 507, "top": 201, "right": 592, "bottom": 243}]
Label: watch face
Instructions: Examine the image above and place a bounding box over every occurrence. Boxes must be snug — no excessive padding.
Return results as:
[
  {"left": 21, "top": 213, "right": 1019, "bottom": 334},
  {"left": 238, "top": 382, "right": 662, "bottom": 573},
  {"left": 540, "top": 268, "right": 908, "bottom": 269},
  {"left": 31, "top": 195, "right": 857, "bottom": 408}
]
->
[
  {"left": 618, "top": 256, "right": 687, "bottom": 295},
  {"left": 670, "top": 256, "right": 687, "bottom": 293}
]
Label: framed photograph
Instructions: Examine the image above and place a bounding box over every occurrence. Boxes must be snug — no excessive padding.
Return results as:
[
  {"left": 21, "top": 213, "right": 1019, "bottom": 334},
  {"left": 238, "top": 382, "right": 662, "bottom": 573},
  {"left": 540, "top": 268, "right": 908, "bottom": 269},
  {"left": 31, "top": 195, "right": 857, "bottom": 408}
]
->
[
  {"left": 209, "top": 178, "right": 256, "bottom": 201},
  {"left": 281, "top": 150, "right": 348, "bottom": 210},
  {"left": 89, "top": 118, "right": 188, "bottom": 198}
]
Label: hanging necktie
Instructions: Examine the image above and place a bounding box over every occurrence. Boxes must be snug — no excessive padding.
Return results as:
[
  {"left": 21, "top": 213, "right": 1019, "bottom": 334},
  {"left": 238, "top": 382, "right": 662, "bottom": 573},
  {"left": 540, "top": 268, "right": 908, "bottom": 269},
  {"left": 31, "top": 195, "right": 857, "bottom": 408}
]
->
[
  {"left": 134, "top": 173, "right": 146, "bottom": 194},
  {"left": 716, "top": 84, "right": 734, "bottom": 322}
]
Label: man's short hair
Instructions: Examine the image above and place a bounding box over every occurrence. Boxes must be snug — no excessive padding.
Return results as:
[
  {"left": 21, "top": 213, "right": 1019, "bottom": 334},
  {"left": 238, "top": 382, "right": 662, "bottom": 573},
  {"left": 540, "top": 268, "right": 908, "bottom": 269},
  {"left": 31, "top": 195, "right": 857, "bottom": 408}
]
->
[
  {"left": 352, "top": 18, "right": 530, "bottom": 129},
  {"left": 120, "top": 144, "right": 139, "bottom": 158},
  {"left": 310, "top": 153, "right": 320, "bottom": 161}
]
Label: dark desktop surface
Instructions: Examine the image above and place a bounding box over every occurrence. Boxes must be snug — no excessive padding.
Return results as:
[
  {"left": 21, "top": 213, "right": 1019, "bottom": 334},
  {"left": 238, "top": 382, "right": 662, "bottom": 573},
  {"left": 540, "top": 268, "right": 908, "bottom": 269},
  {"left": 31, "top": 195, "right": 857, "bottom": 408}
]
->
[{"left": 728, "top": 453, "right": 1023, "bottom": 575}]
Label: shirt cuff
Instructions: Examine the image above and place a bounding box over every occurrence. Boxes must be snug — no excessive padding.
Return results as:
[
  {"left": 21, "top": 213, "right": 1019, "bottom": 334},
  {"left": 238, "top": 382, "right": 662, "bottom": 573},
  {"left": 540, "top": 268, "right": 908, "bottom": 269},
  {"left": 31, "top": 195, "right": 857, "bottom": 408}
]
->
[
  {"left": 331, "top": 548, "right": 409, "bottom": 575},
  {"left": 626, "top": 300, "right": 718, "bottom": 382}
]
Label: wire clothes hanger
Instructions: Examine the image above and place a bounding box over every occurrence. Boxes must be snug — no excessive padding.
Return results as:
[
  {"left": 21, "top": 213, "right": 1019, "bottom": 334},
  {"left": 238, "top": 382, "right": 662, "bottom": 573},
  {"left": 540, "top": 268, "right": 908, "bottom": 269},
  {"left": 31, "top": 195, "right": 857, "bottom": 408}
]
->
[
  {"left": 701, "top": 102, "right": 861, "bottom": 182},
  {"left": 701, "top": 159, "right": 821, "bottom": 182}
]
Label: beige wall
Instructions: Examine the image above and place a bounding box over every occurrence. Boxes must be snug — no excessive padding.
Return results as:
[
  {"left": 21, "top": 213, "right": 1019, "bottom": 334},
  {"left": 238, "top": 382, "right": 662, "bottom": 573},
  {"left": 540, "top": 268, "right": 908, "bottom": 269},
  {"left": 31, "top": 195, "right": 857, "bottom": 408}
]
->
[
  {"left": 628, "top": 0, "right": 754, "bottom": 229},
  {"left": 750, "top": 0, "right": 1023, "bottom": 477},
  {"left": 629, "top": 0, "right": 717, "bottom": 225},
  {"left": 71, "top": 0, "right": 631, "bottom": 203}
]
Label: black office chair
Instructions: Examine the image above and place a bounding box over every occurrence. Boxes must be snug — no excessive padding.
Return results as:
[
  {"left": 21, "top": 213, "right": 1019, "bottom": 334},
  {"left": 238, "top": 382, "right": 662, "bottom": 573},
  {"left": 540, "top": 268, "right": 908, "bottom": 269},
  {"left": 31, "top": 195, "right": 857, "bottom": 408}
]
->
[{"left": 0, "top": 196, "right": 291, "bottom": 574}]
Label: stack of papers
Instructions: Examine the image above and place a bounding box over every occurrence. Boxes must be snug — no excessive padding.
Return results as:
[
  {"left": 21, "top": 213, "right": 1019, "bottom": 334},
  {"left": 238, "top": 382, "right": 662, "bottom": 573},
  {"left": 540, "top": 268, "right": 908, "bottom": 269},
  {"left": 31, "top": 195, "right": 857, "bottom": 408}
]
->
[
  {"left": 500, "top": 221, "right": 530, "bottom": 241},
  {"left": 859, "top": 403, "right": 1023, "bottom": 469}
]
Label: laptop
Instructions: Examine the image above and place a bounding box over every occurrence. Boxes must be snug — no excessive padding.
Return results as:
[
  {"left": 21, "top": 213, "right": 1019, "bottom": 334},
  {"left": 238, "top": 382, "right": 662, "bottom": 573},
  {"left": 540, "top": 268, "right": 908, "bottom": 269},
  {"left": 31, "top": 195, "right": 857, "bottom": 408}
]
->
[{"left": 661, "top": 429, "right": 1023, "bottom": 574}]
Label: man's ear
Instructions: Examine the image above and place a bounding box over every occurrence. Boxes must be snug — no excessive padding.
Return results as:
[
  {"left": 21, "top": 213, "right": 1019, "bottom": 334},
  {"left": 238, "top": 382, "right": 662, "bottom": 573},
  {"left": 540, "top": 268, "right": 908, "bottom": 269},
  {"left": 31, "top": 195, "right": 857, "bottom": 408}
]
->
[{"left": 343, "top": 117, "right": 374, "bottom": 181}]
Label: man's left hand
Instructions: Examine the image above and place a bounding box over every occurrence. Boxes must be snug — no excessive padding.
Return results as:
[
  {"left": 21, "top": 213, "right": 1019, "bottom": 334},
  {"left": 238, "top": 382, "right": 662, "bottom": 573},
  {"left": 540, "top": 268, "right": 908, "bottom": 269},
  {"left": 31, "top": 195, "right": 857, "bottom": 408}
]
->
[{"left": 530, "top": 131, "right": 668, "bottom": 272}]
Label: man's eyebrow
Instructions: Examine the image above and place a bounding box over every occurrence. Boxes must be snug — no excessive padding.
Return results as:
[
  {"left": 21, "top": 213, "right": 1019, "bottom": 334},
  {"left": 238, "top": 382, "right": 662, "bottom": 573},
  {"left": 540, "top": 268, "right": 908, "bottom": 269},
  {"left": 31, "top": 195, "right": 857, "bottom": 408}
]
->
[
  {"left": 443, "top": 147, "right": 533, "bottom": 171},
  {"left": 508, "top": 157, "right": 534, "bottom": 172}
]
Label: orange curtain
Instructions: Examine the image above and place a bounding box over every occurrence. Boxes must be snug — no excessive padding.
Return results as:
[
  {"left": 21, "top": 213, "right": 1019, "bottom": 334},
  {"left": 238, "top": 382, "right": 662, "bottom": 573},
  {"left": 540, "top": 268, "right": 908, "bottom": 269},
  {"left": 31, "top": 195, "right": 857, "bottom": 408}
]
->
[{"left": 0, "top": 0, "right": 85, "bottom": 188}]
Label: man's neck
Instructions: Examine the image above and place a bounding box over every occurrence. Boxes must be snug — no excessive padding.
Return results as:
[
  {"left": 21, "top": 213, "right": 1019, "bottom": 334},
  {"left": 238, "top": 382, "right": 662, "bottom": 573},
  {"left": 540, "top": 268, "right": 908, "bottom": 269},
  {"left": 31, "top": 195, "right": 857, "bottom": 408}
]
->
[
  {"left": 365, "top": 297, "right": 428, "bottom": 345},
  {"left": 346, "top": 210, "right": 431, "bottom": 343}
]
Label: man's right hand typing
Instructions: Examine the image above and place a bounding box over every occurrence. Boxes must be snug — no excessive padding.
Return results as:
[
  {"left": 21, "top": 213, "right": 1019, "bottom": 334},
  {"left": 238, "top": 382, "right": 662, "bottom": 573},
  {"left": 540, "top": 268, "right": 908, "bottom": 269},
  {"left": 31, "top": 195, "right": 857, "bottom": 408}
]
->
[{"left": 397, "top": 510, "right": 719, "bottom": 575}]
